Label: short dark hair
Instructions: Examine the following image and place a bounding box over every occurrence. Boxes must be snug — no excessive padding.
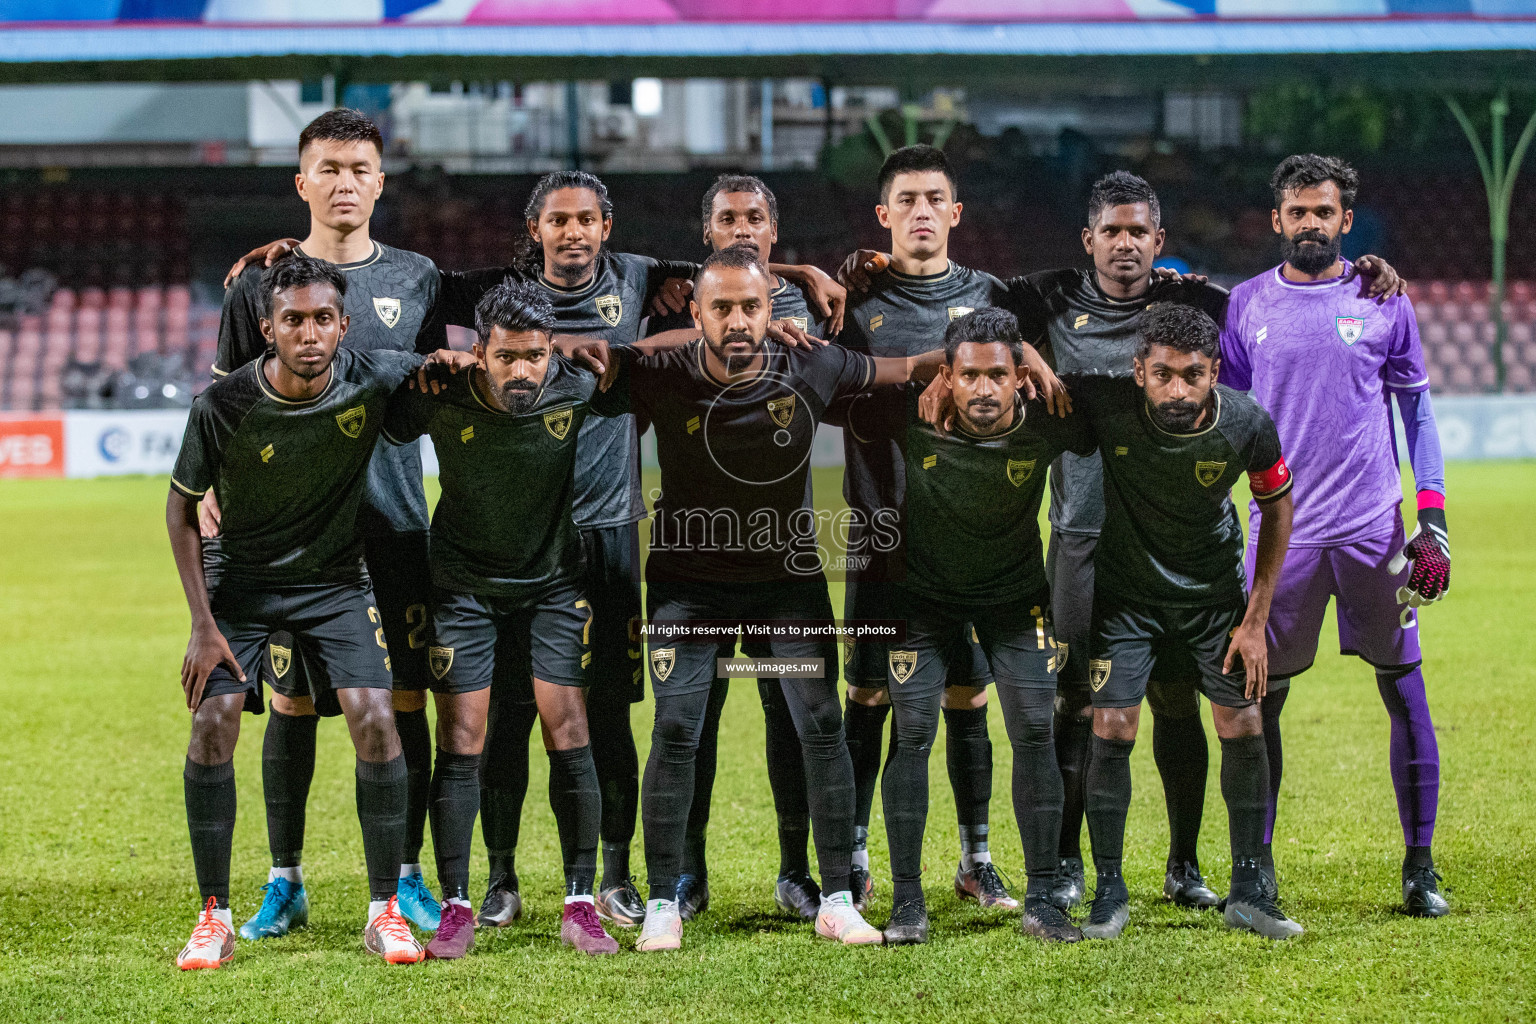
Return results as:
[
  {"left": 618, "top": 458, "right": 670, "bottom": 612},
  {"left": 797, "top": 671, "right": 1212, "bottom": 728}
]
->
[
  {"left": 1135, "top": 302, "right": 1220, "bottom": 361},
  {"left": 474, "top": 279, "right": 558, "bottom": 345},
  {"left": 943, "top": 307, "right": 1024, "bottom": 366},
  {"left": 1271, "top": 153, "right": 1359, "bottom": 211},
  {"left": 877, "top": 144, "right": 957, "bottom": 205},
  {"left": 693, "top": 242, "right": 769, "bottom": 290},
  {"left": 260, "top": 251, "right": 345, "bottom": 319},
  {"left": 298, "top": 108, "right": 383, "bottom": 161},
  {"left": 525, "top": 170, "right": 614, "bottom": 221},
  {"left": 700, "top": 174, "right": 779, "bottom": 235},
  {"left": 1087, "top": 170, "right": 1161, "bottom": 228}
]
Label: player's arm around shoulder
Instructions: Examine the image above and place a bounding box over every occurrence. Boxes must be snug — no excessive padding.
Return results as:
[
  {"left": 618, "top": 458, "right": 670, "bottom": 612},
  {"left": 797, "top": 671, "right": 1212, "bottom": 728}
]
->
[{"left": 212, "top": 262, "right": 269, "bottom": 379}]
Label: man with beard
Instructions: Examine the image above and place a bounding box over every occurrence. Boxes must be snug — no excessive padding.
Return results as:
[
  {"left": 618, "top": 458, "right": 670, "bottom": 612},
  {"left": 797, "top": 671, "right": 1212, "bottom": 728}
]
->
[
  {"left": 646, "top": 174, "right": 834, "bottom": 921},
  {"left": 168, "top": 254, "right": 452, "bottom": 968},
  {"left": 881, "top": 307, "right": 1093, "bottom": 945},
  {"left": 1220, "top": 154, "right": 1451, "bottom": 916},
  {"left": 1061, "top": 303, "right": 1298, "bottom": 941},
  {"left": 589, "top": 245, "right": 1049, "bottom": 951},
  {"left": 379, "top": 280, "right": 633, "bottom": 957}
]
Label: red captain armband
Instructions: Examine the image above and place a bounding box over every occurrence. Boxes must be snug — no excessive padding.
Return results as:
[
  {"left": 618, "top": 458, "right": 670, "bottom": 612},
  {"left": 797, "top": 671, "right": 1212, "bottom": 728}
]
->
[
  {"left": 1417, "top": 490, "right": 1446, "bottom": 511},
  {"left": 1249, "top": 456, "right": 1292, "bottom": 502}
]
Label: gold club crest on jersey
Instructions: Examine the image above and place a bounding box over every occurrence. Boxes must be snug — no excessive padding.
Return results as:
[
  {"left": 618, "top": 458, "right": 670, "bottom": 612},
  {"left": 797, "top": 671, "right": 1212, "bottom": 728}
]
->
[
  {"left": 1089, "top": 658, "right": 1111, "bottom": 692},
  {"left": 596, "top": 294, "right": 623, "bottom": 327},
  {"left": 336, "top": 405, "right": 367, "bottom": 439},
  {"left": 544, "top": 407, "right": 574, "bottom": 440},
  {"left": 1195, "top": 460, "right": 1227, "bottom": 487},
  {"left": 767, "top": 395, "right": 796, "bottom": 428},
  {"left": 268, "top": 643, "right": 292, "bottom": 679},
  {"left": 428, "top": 646, "right": 455, "bottom": 681},
  {"left": 650, "top": 647, "right": 675, "bottom": 683},
  {"left": 889, "top": 649, "right": 917, "bottom": 685},
  {"left": 1006, "top": 458, "right": 1036, "bottom": 487},
  {"left": 373, "top": 297, "right": 402, "bottom": 328}
]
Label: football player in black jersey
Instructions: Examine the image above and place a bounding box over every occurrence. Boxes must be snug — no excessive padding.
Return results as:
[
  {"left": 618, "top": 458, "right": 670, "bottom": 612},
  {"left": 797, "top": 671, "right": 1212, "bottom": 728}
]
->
[
  {"left": 1068, "top": 303, "right": 1300, "bottom": 941},
  {"left": 168, "top": 255, "right": 460, "bottom": 969},
  {"left": 211, "top": 110, "right": 448, "bottom": 938},
  {"left": 647, "top": 174, "right": 836, "bottom": 920},
  {"left": 882, "top": 308, "right": 1093, "bottom": 945},
  {"left": 382, "top": 281, "right": 635, "bottom": 958}
]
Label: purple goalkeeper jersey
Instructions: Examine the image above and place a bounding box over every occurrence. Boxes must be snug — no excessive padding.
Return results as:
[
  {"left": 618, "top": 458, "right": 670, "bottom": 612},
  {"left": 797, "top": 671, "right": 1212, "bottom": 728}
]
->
[{"left": 1219, "top": 261, "right": 1430, "bottom": 548}]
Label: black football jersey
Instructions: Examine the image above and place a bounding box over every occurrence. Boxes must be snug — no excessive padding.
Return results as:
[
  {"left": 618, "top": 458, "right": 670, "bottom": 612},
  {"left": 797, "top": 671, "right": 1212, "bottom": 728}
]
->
[
  {"left": 383, "top": 354, "right": 614, "bottom": 599},
  {"left": 173, "top": 347, "right": 423, "bottom": 587},
  {"left": 214, "top": 241, "right": 445, "bottom": 537},
  {"left": 435, "top": 252, "right": 697, "bottom": 530},
  {"left": 902, "top": 388, "right": 1093, "bottom": 605},
  {"left": 605, "top": 339, "right": 875, "bottom": 583},
  {"left": 1071, "top": 375, "right": 1292, "bottom": 608}
]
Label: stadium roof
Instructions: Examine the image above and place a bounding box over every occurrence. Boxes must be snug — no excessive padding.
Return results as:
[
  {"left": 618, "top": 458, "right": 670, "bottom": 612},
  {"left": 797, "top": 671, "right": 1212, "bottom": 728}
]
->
[{"left": 0, "top": 4, "right": 1534, "bottom": 88}]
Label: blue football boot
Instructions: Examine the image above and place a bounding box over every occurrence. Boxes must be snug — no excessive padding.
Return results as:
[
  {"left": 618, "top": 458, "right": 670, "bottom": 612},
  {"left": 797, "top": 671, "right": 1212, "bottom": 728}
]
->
[
  {"left": 239, "top": 877, "right": 309, "bottom": 940},
  {"left": 397, "top": 869, "right": 442, "bottom": 931}
]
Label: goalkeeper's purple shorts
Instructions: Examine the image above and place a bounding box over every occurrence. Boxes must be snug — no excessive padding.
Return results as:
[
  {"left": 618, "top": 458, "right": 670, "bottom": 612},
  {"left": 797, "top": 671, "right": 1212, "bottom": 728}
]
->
[{"left": 1246, "top": 513, "right": 1423, "bottom": 685}]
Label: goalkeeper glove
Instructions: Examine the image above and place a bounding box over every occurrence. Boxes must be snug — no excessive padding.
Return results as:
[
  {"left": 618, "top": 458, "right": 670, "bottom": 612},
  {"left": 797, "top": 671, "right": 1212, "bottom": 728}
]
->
[{"left": 1397, "top": 502, "right": 1450, "bottom": 606}]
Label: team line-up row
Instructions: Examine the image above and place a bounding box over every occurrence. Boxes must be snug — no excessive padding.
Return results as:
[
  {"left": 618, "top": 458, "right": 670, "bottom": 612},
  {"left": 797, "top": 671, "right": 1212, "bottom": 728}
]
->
[{"left": 166, "top": 108, "right": 1450, "bottom": 969}]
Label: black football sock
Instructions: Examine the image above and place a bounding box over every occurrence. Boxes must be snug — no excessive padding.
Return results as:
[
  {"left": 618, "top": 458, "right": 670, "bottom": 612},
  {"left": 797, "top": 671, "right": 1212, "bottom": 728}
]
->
[
  {"left": 428, "top": 748, "right": 481, "bottom": 901},
  {"left": 1219, "top": 734, "right": 1269, "bottom": 887},
  {"left": 394, "top": 708, "right": 432, "bottom": 866},
  {"left": 585, "top": 690, "right": 639, "bottom": 886},
  {"left": 844, "top": 699, "right": 890, "bottom": 832},
  {"left": 261, "top": 707, "right": 316, "bottom": 870},
  {"left": 1260, "top": 686, "right": 1289, "bottom": 849},
  {"left": 760, "top": 678, "right": 812, "bottom": 878},
  {"left": 355, "top": 755, "right": 408, "bottom": 902},
  {"left": 996, "top": 685, "right": 1062, "bottom": 898},
  {"left": 548, "top": 745, "right": 601, "bottom": 897},
  {"left": 642, "top": 689, "right": 709, "bottom": 903},
  {"left": 884, "top": 696, "right": 940, "bottom": 907},
  {"left": 944, "top": 705, "right": 993, "bottom": 867},
  {"left": 1404, "top": 844, "right": 1435, "bottom": 875},
  {"left": 683, "top": 678, "right": 729, "bottom": 880},
  {"left": 784, "top": 677, "right": 855, "bottom": 897},
  {"left": 481, "top": 694, "right": 538, "bottom": 885},
  {"left": 1152, "top": 709, "right": 1209, "bottom": 871},
  {"left": 1084, "top": 734, "right": 1135, "bottom": 880},
  {"left": 1055, "top": 709, "right": 1093, "bottom": 860},
  {"left": 185, "top": 757, "right": 237, "bottom": 908}
]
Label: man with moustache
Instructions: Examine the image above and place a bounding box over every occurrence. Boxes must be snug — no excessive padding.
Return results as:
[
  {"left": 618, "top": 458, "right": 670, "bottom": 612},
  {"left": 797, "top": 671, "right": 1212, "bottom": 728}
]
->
[
  {"left": 646, "top": 173, "right": 834, "bottom": 921},
  {"left": 1219, "top": 154, "right": 1451, "bottom": 916},
  {"left": 880, "top": 307, "right": 1093, "bottom": 945},
  {"left": 1062, "top": 303, "right": 1299, "bottom": 941}
]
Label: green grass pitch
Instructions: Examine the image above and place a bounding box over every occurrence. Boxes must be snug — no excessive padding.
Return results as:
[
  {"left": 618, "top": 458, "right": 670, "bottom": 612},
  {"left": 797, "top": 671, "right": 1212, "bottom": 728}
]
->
[{"left": 1, "top": 463, "right": 1533, "bottom": 1023}]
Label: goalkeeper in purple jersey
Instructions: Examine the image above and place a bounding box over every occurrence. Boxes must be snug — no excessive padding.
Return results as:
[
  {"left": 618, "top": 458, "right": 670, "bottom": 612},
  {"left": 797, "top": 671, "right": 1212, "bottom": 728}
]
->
[{"left": 1220, "top": 154, "right": 1450, "bottom": 917}]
